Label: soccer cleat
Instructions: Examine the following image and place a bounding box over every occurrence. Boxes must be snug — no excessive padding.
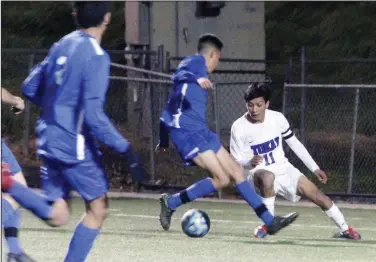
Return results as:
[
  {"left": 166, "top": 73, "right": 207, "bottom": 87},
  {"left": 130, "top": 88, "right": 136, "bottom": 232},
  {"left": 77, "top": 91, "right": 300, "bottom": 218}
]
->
[
  {"left": 265, "top": 212, "right": 299, "bottom": 235},
  {"left": 334, "top": 227, "right": 361, "bottom": 240},
  {"left": 7, "top": 253, "right": 36, "bottom": 262},
  {"left": 159, "top": 193, "right": 175, "bottom": 231},
  {"left": 254, "top": 224, "right": 268, "bottom": 239}
]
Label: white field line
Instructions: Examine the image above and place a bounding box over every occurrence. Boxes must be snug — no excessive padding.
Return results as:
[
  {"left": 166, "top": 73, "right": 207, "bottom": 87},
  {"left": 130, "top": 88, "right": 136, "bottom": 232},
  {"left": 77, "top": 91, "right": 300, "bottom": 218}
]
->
[
  {"left": 111, "top": 213, "right": 376, "bottom": 232},
  {"left": 31, "top": 188, "right": 376, "bottom": 210}
]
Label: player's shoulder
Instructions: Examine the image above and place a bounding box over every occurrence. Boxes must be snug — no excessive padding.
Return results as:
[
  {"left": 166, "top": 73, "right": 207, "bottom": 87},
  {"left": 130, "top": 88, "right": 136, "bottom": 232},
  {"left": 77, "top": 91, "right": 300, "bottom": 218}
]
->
[
  {"left": 177, "top": 54, "right": 206, "bottom": 72},
  {"left": 56, "top": 31, "right": 108, "bottom": 57},
  {"left": 231, "top": 113, "right": 248, "bottom": 130},
  {"left": 266, "top": 109, "right": 286, "bottom": 121}
]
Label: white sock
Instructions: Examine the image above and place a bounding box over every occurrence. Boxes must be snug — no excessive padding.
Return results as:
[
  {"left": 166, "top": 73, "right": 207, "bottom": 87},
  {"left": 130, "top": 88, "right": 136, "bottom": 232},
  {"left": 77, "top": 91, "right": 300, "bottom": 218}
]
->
[
  {"left": 262, "top": 196, "right": 276, "bottom": 216},
  {"left": 325, "top": 202, "right": 349, "bottom": 232}
]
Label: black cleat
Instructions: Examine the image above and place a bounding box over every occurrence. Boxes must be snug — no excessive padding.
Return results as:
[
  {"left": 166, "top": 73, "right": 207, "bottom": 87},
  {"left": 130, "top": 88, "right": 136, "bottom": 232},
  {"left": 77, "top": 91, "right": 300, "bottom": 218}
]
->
[
  {"left": 265, "top": 212, "right": 299, "bottom": 235},
  {"left": 159, "top": 193, "right": 175, "bottom": 231},
  {"left": 7, "top": 253, "right": 36, "bottom": 262}
]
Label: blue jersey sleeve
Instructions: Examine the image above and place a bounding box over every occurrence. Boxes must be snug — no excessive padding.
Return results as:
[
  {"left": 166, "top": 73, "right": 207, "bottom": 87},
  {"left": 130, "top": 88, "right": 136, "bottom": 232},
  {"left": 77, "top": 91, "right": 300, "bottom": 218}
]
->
[
  {"left": 172, "top": 55, "right": 207, "bottom": 84},
  {"left": 83, "top": 54, "right": 130, "bottom": 153},
  {"left": 22, "top": 56, "right": 49, "bottom": 107}
]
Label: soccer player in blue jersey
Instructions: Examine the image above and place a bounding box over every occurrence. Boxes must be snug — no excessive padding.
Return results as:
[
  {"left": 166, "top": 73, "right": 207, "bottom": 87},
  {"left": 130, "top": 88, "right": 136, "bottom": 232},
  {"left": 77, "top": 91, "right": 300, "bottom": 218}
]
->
[
  {"left": 1, "top": 88, "right": 35, "bottom": 262},
  {"left": 156, "top": 34, "right": 299, "bottom": 235},
  {"left": 1, "top": 2, "right": 148, "bottom": 261}
]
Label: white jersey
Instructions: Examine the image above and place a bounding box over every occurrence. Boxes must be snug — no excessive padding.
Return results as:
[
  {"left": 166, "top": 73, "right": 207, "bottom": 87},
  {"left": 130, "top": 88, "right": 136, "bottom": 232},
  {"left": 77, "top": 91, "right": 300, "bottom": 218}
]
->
[{"left": 230, "top": 110, "right": 294, "bottom": 175}]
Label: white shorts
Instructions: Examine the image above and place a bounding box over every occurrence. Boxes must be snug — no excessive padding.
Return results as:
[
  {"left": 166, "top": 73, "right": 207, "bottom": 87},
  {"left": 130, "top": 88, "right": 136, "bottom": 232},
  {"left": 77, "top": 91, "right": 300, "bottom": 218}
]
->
[{"left": 247, "top": 162, "right": 305, "bottom": 203}]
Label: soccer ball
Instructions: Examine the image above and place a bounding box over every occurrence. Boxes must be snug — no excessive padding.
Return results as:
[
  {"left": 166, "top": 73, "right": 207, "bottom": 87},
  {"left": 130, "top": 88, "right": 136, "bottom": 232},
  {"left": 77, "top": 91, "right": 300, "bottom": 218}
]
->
[{"left": 181, "top": 209, "right": 210, "bottom": 238}]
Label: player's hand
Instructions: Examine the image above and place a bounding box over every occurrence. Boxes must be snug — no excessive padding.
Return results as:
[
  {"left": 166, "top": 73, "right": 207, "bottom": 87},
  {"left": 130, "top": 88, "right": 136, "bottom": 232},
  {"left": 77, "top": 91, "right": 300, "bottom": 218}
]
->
[
  {"left": 314, "top": 169, "right": 328, "bottom": 184},
  {"left": 11, "top": 96, "right": 25, "bottom": 114},
  {"left": 197, "top": 78, "right": 214, "bottom": 89},
  {"left": 251, "top": 155, "right": 264, "bottom": 167},
  {"left": 155, "top": 144, "right": 168, "bottom": 154}
]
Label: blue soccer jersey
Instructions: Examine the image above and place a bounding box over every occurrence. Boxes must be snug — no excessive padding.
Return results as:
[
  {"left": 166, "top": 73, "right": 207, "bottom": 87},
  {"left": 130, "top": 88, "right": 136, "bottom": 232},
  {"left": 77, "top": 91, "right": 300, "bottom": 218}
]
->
[
  {"left": 22, "top": 30, "right": 129, "bottom": 164},
  {"left": 161, "top": 54, "right": 209, "bottom": 131},
  {"left": 160, "top": 54, "right": 221, "bottom": 163}
]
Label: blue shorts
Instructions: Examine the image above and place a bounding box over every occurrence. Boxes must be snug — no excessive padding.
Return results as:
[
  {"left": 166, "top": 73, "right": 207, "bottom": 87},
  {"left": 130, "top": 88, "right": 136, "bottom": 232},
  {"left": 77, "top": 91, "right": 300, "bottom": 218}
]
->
[
  {"left": 1, "top": 139, "right": 22, "bottom": 175},
  {"left": 41, "top": 155, "right": 108, "bottom": 202},
  {"left": 170, "top": 127, "right": 222, "bottom": 165}
]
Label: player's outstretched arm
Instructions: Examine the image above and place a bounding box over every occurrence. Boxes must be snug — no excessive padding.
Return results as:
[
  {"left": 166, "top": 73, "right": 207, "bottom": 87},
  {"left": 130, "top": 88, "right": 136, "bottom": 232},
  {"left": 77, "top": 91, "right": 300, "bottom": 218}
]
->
[
  {"left": 279, "top": 113, "right": 320, "bottom": 174},
  {"left": 82, "top": 55, "right": 130, "bottom": 153},
  {"left": 83, "top": 54, "right": 149, "bottom": 182}
]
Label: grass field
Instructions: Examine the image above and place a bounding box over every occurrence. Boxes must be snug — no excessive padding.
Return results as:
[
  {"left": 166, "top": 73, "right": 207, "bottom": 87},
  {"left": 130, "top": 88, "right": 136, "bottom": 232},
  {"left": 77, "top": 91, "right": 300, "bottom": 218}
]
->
[{"left": 2, "top": 197, "right": 376, "bottom": 262}]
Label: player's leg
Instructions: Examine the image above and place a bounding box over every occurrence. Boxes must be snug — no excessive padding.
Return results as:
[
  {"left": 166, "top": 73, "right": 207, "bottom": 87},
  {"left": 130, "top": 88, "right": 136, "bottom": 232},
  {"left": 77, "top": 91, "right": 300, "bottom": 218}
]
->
[
  {"left": 159, "top": 128, "right": 235, "bottom": 230},
  {"left": 215, "top": 147, "right": 298, "bottom": 235},
  {"left": 2, "top": 157, "right": 71, "bottom": 227},
  {"left": 62, "top": 158, "right": 109, "bottom": 262},
  {"left": 297, "top": 175, "right": 361, "bottom": 239},
  {"left": 215, "top": 147, "right": 275, "bottom": 224},
  {"left": 2, "top": 173, "right": 36, "bottom": 262},
  {"left": 159, "top": 148, "right": 231, "bottom": 230},
  {"left": 160, "top": 129, "right": 298, "bottom": 233},
  {"left": 252, "top": 170, "right": 292, "bottom": 238},
  {"left": 1, "top": 140, "right": 35, "bottom": 261},
  {"left": 253, "top": 169, "right": 277, "bottom": 215}
]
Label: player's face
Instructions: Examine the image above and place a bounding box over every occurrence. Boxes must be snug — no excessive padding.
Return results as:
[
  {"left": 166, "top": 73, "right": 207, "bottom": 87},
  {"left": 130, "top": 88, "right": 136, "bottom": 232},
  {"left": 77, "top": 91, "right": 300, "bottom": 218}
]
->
[
  {"left": 246, "top": 97, "right": 269, "bottom": 122},
  {"left": 207, "top": 50, "right": 221, "bottom": 73}
]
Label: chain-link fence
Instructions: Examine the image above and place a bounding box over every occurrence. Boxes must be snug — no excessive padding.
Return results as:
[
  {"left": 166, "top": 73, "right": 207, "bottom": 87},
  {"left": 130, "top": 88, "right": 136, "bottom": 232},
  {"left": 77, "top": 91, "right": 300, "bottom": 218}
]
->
[
  {"left": 281, "top": 48, "right": 376, "bottom": 196},
  {"left": 3, "top": 47, "right": 376, "bottom": 196},
  {"left": 284, "top": 84, "right": 376, "bottom": 195}
]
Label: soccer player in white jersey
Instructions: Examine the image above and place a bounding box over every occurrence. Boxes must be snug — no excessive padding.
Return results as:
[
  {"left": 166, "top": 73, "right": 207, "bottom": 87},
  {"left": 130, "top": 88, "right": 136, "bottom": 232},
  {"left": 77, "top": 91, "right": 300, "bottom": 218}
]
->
[{"left": 230, "top": 83, "right": 361, "bottom": 240}]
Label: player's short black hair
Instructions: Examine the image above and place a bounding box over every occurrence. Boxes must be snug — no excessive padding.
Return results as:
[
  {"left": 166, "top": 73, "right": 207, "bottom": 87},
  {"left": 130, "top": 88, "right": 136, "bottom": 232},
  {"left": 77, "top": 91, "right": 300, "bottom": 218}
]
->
[
  {"left": 244, "top": 83, "right": 272, "bottom": 102},
  {"left": 73, "top": 1, "right": 109, "bottom": 29},
  {"left": 197, "top": 33, "right": 223, "bottom": 53}
]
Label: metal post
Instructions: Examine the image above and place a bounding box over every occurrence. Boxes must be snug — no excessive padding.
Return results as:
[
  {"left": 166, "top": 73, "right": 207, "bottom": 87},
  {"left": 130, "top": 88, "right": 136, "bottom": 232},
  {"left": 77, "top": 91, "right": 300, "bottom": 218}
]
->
[
  {"left": 300, "top": 46, "right": 306, "bottom": 145},
  {"left": 282, "top": 83, "right": 287, "bottom": 116},
  {"left": 348, "top": 88, "right": 360, "bottom": 194},
  {"left": 23, "top": 53, "right": 35, "bottom": 157},
  {"left": 213, "top": 84, "right": 222, "bottom": 199},
  {"left": 282, "top": 56, "right": 292, "bottom": 116},
  {"left": 175, "top": 2, "right": 180, "bottom": 57}
]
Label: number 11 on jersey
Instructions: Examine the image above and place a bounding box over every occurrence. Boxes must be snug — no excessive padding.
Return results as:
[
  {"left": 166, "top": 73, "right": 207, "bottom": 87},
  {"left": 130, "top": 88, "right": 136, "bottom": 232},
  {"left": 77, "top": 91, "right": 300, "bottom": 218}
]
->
[{"left": 263, "top": 152, "right": 275, "bottom": 166}]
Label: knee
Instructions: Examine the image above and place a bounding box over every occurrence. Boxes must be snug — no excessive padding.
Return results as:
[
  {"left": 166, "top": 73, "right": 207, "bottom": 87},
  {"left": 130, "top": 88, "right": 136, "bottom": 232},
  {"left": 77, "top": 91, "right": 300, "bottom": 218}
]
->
[
  {"left": 254, "top": 170, "right": 275, "bottom": 189},
  {"left": 87, "top": 196, "right": 109, "bottom": 222},
  {"left": 212, "top": 175, "right": 231, "bottom": 189},
  {"left": 228, "top": 164, "right": 246, "bottom": 183},
  {"left": 48, "top": 199, "right": 70, "bottom": 227}
]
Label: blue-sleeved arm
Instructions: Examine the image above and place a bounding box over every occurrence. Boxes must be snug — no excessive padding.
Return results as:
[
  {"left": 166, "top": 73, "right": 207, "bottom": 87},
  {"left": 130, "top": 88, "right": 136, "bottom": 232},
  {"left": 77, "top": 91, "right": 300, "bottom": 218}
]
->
[
  {"left": 83, "top": 54, "right": 130, "bottom": 153},
  {"left": 22, "top": 57, "right": 48, "bottom": 107}
]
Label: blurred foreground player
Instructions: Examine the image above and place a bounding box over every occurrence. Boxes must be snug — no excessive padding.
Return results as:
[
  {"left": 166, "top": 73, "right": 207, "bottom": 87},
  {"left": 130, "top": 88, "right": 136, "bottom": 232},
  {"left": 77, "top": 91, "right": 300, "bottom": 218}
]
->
[
  {"left": 156, "top": 34, "right": 298, "bottom": 235},
  {"left": 1, "top": 2, "right": 149, "bottom": 261},
  {"left": 230, "top": 83, "right": 360, "bottom": 240},
  {"left": 1, "top": 88, "right": 35, "bottom": 262}
]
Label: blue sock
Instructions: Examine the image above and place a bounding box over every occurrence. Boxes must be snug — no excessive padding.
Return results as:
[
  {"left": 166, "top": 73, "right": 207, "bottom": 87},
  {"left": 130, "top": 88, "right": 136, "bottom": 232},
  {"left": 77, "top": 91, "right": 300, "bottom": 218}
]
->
[
  {"left": 64, "top": 222, "right": 100, "bottom": 262},
  {"left": 2, "top": 199, "right": 23, "bottom": 254},
  {"left": 235, "top": 180, "right": 274, "bottom": 225},
  {"left": 8, "top": 181, "right": 52, "bottom": 220},
  {"left": 2, "top": 198, "right": 13, "bottom": 224},
  {"left": 168, "top": 178, "right": 216, "bottom": 210}
]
